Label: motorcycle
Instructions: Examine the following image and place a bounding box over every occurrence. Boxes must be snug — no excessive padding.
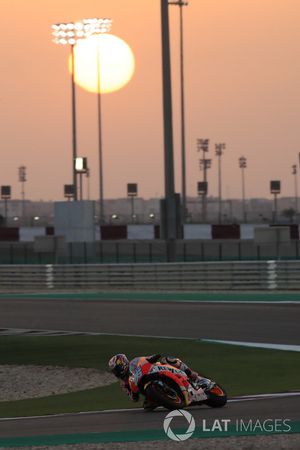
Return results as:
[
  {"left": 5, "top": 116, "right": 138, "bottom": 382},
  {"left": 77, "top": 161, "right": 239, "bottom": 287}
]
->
[{"left": 130, "top": 361, "right": 227, "bottom": 411}]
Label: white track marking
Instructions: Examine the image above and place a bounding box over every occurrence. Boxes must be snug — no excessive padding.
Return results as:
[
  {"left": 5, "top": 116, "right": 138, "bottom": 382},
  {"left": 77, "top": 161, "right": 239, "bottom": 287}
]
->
[
  {"left": 201, "top": 339, "right": 300, "bottom": 352},
  {"left": 0, "top": 392, "right": 299, "bottom": 422},
  {"left": 2, "top": 329, "right": 299, "bottom": 351},
  {"left": 0, "top": 328, "right": 196, "bottom": 339}
]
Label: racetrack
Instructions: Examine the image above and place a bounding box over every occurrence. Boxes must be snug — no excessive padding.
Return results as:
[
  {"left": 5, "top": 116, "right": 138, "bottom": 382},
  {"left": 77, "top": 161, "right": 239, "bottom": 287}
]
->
[
  {"left": 0, "top": 294, "right": 299, "bottom": 446},
  {"left": 0, "top": 297, "right": 299, "bottom": 344},
  {"left": 0, "top": 395, "right": 299, "bottom": 438}
]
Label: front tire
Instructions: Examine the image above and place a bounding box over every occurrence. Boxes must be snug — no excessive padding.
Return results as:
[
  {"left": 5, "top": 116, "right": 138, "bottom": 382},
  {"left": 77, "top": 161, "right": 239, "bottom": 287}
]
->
[
  {"left": 145, "top": 381, "right": 185, "bottom": 410},
  {"left": 205, "top": 384, "right": 227, "bottom": 408}
]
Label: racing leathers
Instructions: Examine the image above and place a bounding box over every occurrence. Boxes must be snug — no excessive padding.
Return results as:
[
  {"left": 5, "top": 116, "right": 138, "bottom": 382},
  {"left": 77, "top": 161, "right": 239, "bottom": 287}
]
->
[{"left": 118, "top": 354, "right": 203, "bottom": 403}]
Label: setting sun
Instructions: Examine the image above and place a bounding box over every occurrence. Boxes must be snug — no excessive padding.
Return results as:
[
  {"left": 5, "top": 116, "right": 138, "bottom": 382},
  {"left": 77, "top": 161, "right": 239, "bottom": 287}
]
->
[{"left": 70, "top": 34, "right": 135, "bottom": 94}]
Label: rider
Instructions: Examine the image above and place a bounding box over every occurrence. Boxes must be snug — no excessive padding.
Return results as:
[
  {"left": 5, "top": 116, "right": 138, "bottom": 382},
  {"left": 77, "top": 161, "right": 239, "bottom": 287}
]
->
[{"left": 108, "top": 353, "right": 212, "bottom": 407}]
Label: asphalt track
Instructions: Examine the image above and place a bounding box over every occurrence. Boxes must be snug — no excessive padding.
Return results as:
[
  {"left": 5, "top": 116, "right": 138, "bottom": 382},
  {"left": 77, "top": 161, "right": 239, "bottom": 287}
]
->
[
  {"left": 0, "top": 396, "right": 299, "bottom": 439},
  {"left": 0, "top": 297, "right": 299, "bottom": 344},
  {"left": 0, "top": 294, "right": 299, "bottom": 443}
]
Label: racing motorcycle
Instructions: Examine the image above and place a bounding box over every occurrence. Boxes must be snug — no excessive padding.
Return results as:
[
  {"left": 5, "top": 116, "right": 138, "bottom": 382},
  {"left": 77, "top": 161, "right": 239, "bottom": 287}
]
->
[{"left": 131, "top": 361, "right": 227, "bottom": 410}]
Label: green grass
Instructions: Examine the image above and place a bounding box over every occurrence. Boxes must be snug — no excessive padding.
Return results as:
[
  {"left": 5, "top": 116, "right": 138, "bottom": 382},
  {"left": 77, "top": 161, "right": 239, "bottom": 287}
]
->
[{"left": 0, "top": 335, "right": 299, "bottom": 417}]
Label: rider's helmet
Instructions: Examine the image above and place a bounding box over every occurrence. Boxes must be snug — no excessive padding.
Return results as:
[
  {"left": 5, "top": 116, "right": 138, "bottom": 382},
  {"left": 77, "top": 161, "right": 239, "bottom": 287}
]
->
[{"left": 108, "top": 354, "right": 129, "bottom": 379}]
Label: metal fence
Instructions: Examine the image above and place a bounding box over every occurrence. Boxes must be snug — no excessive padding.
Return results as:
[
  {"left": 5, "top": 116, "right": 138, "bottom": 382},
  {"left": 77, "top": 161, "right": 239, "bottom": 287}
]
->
[
  {"left": 0, "top": 260, "right": 299, "bottom": 291},
  {"left": 0, "top": 240, "right": 300, "bottom": 264}
]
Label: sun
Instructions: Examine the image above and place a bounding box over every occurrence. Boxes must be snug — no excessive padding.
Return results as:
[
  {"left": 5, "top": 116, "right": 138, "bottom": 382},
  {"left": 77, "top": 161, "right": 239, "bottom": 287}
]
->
[{"left": 70, "top": 34, "right": 135, "bottom": 94}]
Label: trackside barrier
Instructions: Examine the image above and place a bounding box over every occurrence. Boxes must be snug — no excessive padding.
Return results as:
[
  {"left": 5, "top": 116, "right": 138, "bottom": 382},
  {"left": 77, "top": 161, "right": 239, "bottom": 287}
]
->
[{"left": 0, "top": 261, "right": 299, "bottom": 290}]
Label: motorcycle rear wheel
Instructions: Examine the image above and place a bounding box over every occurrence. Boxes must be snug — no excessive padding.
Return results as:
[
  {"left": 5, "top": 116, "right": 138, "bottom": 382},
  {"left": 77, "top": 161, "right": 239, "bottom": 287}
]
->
[{"left": 145, "top": 381, "right": 185, "bottom": 410}]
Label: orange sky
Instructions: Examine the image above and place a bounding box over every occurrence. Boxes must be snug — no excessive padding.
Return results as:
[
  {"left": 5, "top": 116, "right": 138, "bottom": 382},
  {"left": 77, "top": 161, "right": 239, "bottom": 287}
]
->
[{"left": 1, "top": 0, "right": 300, "bottom": 202}]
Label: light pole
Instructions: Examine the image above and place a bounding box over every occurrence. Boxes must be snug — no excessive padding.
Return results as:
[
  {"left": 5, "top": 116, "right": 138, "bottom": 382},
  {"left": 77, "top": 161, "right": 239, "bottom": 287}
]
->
[
  {"left": 127, "top": 183, "right": 138, "bottom": 224},
  {"left": 52, "top": 19, "right": 110, "bottom": 203},
  {"left": 197, "top": 139, "right": 211, "bottom": 222},
  {"left": 86, "top": 167, "right": 91, "bottom": 201},
  {"left": 75, "top": 157, "right": 88, "bottom": 200},
  {"left": 18, "top": 166, "right": 26, "bottom": 218},
  {"left": 161, "top": 0, "right": 177, "bottom": 261},
  {"left": 215, "top": 143, "right": 226, "bottom": 224},
  {"left": 64, "top": 184, "right": 75, "bottom": 201},
  {"left": 52, "top": 21, "right": 85, "bottom": 201},
  {"left": 82, "top": 18, "right": 112, "bottom": 224},
  {"left": 270, "top": 180, "right": 281, "bottom": 223},
  {"left": 292, "top": 164, "right": 298, "bottom": 217},
  {"left": 239, "top": 156, "right": 247, "bottom": 222},
  {"left": 169, "top": 0, "right": 188, "bottom": 222}
]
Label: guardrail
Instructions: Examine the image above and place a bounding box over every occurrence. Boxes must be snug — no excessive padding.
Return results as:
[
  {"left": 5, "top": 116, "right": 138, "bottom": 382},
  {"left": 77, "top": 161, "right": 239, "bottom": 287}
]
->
[{"left": 0, "top": 260, "right": 299, "bottom": 290}]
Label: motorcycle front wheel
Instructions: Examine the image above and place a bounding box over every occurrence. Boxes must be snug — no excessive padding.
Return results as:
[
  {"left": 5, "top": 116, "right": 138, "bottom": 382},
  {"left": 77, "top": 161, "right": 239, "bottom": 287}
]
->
[{"left": 204, "top": 384, "right": 227, "bottom": 408}]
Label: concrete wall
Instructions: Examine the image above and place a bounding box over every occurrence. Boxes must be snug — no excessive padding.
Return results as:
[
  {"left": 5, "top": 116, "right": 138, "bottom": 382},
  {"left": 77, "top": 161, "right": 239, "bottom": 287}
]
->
[
  {"left": 54, "top": 201, "right": 96, "bottom": 242},
  {"left": 0, "top": 223, "right": 300, "bottom": 244}
]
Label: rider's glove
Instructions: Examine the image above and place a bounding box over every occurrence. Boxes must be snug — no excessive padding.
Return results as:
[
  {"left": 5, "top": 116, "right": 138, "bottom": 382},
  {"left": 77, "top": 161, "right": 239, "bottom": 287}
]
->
[
  {"left": 147, "top": 354, "right": 161, "bottom": 364},
  {"left": 185, "top": 368, "right": 199, "bottom": 381}
]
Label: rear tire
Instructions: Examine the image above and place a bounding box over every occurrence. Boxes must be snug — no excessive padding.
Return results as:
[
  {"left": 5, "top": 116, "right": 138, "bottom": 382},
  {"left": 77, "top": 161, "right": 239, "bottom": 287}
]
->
[
  {"left": 205, "top": 384, "right": 227, "bottom": 408},
  {"left": 145, "top": 381, "right": 185, "bottom": 410}
]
